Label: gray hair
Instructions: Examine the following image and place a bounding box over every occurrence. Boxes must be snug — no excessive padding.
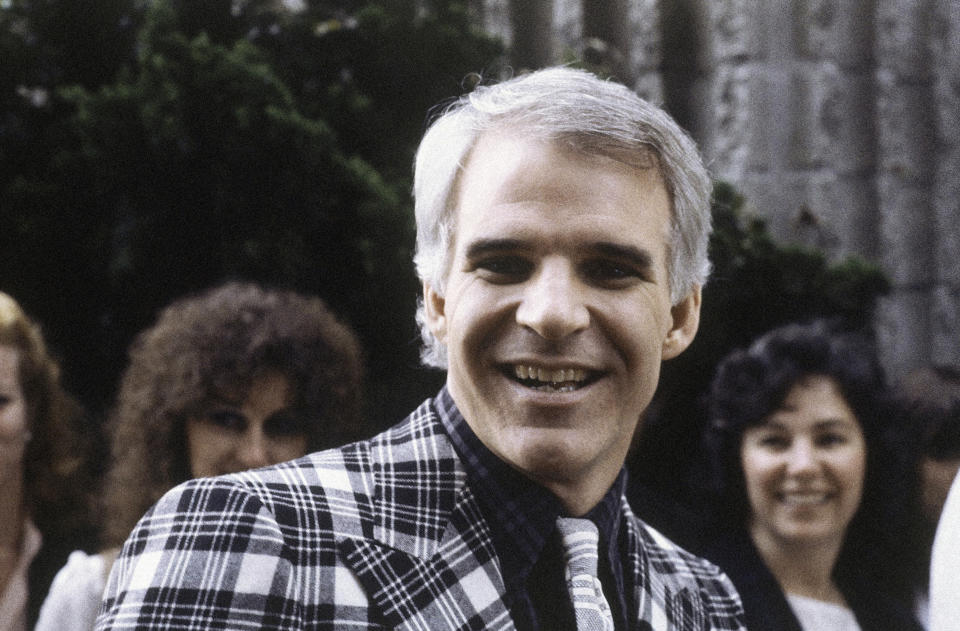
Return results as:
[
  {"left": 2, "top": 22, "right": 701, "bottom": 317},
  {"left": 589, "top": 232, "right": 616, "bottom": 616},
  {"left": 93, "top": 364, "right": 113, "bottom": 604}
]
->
[{"left": 413, "top": 66, "right": 713, "bottom": 368}]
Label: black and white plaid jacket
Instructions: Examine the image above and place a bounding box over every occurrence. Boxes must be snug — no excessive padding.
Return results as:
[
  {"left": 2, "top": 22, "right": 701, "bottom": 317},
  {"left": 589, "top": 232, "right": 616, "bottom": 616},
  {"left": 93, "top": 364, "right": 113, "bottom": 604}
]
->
[{"left": 96, "top": 394, "right": 745, "bottom": 630}]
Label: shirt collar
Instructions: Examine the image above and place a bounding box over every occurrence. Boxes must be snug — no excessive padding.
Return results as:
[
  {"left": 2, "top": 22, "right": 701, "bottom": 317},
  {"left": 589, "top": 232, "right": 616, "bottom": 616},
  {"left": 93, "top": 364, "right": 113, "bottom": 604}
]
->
[{"left": 434, "top": 386, "right": 628, "bottom": 592}]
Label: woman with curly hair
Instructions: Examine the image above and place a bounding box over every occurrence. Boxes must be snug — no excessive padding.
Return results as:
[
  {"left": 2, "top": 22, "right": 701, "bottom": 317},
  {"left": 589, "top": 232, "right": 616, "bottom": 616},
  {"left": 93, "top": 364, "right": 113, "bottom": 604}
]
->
[
  {"left": 0, "top": 291, "right": 92, "bottom": 630},
  {"left": 700, "top": 319, "right": 922, "bottom": 631},
  {"left": 36, "top": 281, "right": 365, "bottom": 630}
]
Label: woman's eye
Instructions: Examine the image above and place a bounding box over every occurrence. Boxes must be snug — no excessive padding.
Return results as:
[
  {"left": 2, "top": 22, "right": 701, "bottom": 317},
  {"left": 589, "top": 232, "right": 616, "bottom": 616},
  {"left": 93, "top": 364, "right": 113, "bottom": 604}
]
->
[
  {"left": 205, "top": 410, "right": 246, "bottom": 432},
  {"left": 757, "top": 435, "right": 789, "bottom": 450},
  {"left": 816, "top": 433, "right": 847, "bottom": 447},
  {"left": 264, "top": 410, "right": 307, "bottom": 438}
]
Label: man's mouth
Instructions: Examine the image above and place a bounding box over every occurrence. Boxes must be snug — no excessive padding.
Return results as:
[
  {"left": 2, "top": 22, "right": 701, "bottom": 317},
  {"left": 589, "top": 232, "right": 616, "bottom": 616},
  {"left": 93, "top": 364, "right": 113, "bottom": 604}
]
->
[{"left": 509, "top": 364, "right": 596, "bottom": 392}]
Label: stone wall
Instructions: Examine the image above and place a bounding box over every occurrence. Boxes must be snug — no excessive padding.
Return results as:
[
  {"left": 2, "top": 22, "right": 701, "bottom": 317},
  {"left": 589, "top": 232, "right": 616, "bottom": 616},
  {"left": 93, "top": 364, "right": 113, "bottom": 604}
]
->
[{"left": 470, "top": 0, "right": 960, "bottom": 379}]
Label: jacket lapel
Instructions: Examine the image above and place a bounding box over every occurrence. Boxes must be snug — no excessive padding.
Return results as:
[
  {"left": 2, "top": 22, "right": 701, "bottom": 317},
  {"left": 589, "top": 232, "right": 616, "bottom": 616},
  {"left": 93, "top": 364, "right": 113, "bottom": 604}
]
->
[
  {"left": 337, "top": 408, "right": 516, "bottom": 630},
  {"left": 623, "top": 501, "right": 706, "bottom": 631},
  {"left": 339, "top": 494, "right": 514, "bottom": 630}
]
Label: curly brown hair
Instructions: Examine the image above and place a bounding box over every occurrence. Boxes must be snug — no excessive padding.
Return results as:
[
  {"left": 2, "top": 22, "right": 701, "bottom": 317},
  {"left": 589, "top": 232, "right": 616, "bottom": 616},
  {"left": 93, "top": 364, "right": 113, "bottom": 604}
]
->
[
  {"left": 0, "top": 292, "right": 90, "bottom": 537},
  {"left": 101, "top": 281, "right": 365, "bottom": 547}
]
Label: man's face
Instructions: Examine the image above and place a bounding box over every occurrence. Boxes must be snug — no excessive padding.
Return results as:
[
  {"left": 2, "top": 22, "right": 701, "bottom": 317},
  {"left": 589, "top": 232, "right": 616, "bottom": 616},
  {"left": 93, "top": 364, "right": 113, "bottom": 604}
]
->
[{"left": 424, "top": 130, "right": 700, "bottom": 513}]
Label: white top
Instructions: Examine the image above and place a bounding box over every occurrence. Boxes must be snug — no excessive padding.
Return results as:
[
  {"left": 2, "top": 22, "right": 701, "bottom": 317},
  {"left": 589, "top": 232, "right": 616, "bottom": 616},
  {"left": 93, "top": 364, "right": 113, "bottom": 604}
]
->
[
  {"left": 34, "top": 550, "right": 108, "bottom": 631},
  {"left": 930, "top": 471, "right": 960, "bottom": 631},
  {"left": 786, "top": 593, "right": 861, "bottom": 631},
  {"left": 915, "top": 587, "right": 930, "bottom": 630}
]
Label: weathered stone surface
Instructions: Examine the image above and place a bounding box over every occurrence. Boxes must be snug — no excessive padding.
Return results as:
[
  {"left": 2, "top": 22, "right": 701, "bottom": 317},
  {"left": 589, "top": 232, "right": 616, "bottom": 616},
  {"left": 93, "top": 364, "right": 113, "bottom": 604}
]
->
[
  {"left": 474, "top": 0, "right": 512, "bottom": 46},
  {"left": 876, "top": 291, "right": 933, "bottom": 381},
  {"left": 933, "top": 154, "right": 960, "bottom": 287},
  {"left": 633, "top": 71, "right": 664, "bottom": 105},
  {"left": 478, "top": 0, "right": 960, "bottom": 374},
  {"left": 796, "top": 0, "right": 873, "bottom": 67},
  {"left": 736, "top": 172, "right": 809, "bottom": 244},
  {"left": 554, "top": 0, "right": 582, "bottom": 57},
  {"left": 706, "top": 0, "right": 762, "bottom": 63},
  {"left": 740, "top": 69, "right": 778, "bottom": 174},
  {"left": 795, "top": 0, "right": 838, "bottom": 59},
  {"left": 875, "top": 0, "right": 932, "bottom": 80},
  {"left": 877, "top": 176, "right": 935, "bottom": 287},
  {"left": 790, "top": 67, "right": 875, "bottom": 173},
  {"left": 932, "top": 287, "right": 960, "bottom": 367},
  {"left": 933, "top": 71, "right": 960, "bottom": 146},
  {"left": 803, "top": 174, "right": 878, "bottom": 258},
  {"left": 707, "top": 64, "right": 756, "bottom": 179},
  {"left": 875, "top": 71, "right": 936, "bottom": 186},
  {"left": 625, "top": 0, "right": 660, "bottom": 76},
  {"left": 790, "top": 65, "right": 839, "bottom": 169}
]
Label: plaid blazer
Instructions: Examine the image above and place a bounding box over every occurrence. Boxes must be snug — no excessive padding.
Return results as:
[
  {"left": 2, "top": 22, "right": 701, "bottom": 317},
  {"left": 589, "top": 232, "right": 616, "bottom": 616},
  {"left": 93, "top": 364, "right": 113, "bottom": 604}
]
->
[{"left": 96, "top": 395, "right": 745, "bottom": 630}]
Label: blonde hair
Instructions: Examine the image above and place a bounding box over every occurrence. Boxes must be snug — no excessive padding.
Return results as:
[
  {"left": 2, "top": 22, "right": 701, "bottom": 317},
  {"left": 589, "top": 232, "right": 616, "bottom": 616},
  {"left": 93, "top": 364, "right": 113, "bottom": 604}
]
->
[{"left": 0, "top": 291, "right": 90, "bottom": 537}]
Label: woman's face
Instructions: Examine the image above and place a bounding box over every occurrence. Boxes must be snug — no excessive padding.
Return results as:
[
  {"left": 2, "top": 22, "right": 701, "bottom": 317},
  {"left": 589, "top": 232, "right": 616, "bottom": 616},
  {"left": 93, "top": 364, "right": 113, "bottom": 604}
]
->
[
  {"left": 741, "top": 374, "right": 867, "bottom": 550},
  {"left": 0, "top": 345, "right": 29, "bottom": 461},
  {"left": 185, "top": 370, "right": 309, "bottom": 478}
]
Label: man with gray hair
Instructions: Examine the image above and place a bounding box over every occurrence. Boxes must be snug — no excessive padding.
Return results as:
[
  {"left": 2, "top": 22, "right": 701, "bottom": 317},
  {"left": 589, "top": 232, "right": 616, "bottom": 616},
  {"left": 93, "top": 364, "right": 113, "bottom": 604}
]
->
[{"left": 97, "top": 66, "right": 745, "bottom": 630}]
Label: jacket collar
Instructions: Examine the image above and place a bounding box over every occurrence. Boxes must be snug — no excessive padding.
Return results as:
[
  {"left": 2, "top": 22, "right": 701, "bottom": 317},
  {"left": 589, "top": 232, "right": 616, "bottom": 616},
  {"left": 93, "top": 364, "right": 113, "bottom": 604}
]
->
[{"left": 338, "top": 393, "right": 516, "bottom": 629}]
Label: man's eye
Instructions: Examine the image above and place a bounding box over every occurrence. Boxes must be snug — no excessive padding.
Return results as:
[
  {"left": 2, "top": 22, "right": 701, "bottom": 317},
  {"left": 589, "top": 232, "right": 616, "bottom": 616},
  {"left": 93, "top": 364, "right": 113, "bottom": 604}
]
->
[
  {"left": 582, "top": 259, "right": 643, "bottom": 284},
  {"left": 264, "top": 410, "right": 307, "bottom": 438},
  {"left": 475, "top": 257, "right": 532, "bottom": 280},
  {"left": 205, "top": 410, "right": 246, "bottom": 432}
]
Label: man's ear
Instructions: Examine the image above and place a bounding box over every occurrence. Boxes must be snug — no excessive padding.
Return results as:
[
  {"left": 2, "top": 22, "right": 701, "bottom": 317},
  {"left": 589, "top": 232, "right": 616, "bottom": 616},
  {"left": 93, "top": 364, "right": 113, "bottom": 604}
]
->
[
  {"left": 662, "top": 285, "right": 701, "bottom": 360},
  {"left": 423, "top": 281, "right": 447, "bottom": 343}
]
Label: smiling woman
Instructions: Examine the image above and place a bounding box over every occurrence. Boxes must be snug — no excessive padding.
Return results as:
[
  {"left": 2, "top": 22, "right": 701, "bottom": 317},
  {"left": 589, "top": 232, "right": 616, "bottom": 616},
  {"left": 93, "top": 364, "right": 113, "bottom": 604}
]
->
[
  {"left": 34, "top": 281, "right": 366, "bottom": 631},
  {"left": 698, "top": 319, "right": 922, "bottom": 631}
]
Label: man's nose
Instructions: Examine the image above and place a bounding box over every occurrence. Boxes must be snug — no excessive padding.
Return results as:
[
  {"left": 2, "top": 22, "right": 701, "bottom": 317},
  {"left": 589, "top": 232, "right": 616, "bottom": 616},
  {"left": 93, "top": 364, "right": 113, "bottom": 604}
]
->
[
  {"left": 236, "top": 430, "right": 271, "bottom": 471},
  {"left": 515, "top": 260, "right": 589, "bottom": 339}
]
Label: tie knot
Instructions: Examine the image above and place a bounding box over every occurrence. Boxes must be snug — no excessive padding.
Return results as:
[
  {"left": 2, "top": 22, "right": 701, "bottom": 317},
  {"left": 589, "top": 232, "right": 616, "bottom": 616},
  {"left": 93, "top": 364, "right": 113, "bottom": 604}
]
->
[
  {"left": 556, "top": 517, "right": 600, "bottom": 576},
  {"left": 555, "top": 517, "right": 614, "bottom": 631}
]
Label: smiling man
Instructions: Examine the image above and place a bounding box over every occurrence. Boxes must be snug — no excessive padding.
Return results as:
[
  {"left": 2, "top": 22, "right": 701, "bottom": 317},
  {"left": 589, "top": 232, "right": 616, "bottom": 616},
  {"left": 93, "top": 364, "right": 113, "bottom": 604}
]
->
[{"left": 97, "top": 67, "right": 745, "bottom": 631}]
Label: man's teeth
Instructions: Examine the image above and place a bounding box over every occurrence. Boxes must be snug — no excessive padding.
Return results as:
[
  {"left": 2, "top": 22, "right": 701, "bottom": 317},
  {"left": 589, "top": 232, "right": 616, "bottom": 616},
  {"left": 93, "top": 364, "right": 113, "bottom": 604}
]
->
[{"left": 513, "top": 365, "right": 587, "bottom": 386}]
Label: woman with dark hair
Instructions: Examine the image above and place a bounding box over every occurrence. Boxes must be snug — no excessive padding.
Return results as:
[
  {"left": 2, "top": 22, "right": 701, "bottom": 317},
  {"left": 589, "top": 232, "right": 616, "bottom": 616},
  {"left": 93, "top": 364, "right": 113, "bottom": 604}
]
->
[
  {"left": 0, "top": 292, "right": 92, "bottom": 630},
  {"left": 36, "top": 281, "right": 366, "bottom": 631},
  {"left": 700, "top": 319, "right": 922, "bottom": 631}
]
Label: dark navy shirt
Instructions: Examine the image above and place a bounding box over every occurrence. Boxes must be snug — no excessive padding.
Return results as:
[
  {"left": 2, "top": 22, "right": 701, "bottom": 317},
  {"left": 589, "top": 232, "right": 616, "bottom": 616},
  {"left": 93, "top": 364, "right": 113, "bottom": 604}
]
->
[{"left": 435, "top": 387, "right": 629, "bottom": 630}]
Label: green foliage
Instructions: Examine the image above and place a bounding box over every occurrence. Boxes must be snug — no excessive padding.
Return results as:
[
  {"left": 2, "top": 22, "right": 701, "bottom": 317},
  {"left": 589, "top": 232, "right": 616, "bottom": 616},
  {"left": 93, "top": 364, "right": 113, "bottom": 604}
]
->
[
  {"left": 1, "top": 0, "right": 501, "bottom": 421},
  {"left": 630, "top": 181, "right": 890, "bottom": 501},
  {"left": 684, "top": 182, "right": 889, "bottom": 389},
  {"left": 1, "top": 0, "right": 888, "bottom": 460}
]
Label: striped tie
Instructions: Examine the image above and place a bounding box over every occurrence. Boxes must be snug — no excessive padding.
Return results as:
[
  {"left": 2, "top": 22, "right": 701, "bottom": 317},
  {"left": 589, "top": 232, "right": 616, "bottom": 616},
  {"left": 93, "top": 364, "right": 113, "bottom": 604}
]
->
[{"left": 556, "top": 517, "right": 616, "bottom": 631}]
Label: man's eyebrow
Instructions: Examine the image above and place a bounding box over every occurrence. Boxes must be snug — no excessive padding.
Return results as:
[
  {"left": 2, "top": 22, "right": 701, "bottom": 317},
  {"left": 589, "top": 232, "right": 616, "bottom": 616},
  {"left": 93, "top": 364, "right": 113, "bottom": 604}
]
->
[
  {"left": 591, "top": 242, "right": 654, "bottom": 269},
  {"left": 465, "top": 239, "right": 655, "bottom": 268},
  {"left": 464, "top": 238, "right": 526, "bottom": 259}
]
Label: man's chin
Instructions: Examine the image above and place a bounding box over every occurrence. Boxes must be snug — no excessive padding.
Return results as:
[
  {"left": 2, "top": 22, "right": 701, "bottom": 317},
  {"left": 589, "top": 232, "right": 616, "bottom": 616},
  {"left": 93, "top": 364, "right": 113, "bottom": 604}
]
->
[{"left": 499, "top": 429, "right": 597, "bottom": 479}]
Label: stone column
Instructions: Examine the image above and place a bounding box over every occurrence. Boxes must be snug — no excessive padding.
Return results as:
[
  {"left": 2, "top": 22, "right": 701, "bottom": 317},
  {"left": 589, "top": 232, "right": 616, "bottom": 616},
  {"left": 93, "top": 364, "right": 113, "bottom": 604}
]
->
[
  {"left": 929, "top": 0, "right": 960, "bottom": 369},
  {"left": 873, "top": 0, "right": 938, "bottom": 377},
  {"left": 624, "top": 0, "right": 662, "bottom": 102}
]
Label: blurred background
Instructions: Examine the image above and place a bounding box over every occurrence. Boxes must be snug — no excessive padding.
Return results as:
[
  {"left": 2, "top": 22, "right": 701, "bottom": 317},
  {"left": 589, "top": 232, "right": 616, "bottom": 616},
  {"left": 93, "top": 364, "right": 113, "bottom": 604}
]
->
[{"left": 2, "top": 0, "right": 957, "bottom": 491}]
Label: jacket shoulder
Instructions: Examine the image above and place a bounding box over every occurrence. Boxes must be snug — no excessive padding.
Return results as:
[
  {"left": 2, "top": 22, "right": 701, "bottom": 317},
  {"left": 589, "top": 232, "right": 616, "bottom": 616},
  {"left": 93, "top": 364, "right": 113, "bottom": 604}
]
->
[{"left": 624, "top": 504, "right": 747, "bottom": 630}]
